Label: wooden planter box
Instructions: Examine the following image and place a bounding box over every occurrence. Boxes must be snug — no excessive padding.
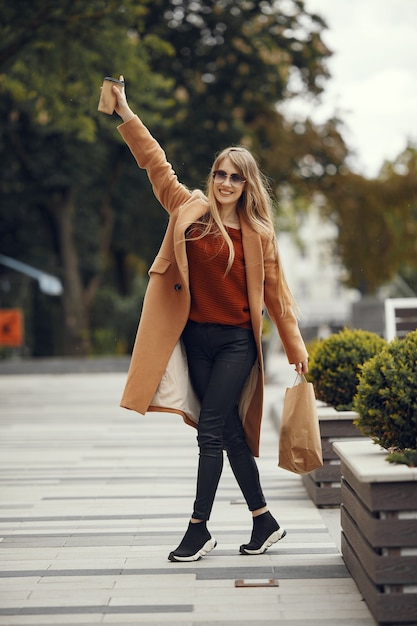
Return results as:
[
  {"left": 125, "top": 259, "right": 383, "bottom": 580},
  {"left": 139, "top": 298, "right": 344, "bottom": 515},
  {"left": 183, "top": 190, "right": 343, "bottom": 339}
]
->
[
  {"left": 334, "top": 439, "right": 417, "bottom": 625},
  {"left": 302, "top": 405, "right": 363, "bottom": 507}
]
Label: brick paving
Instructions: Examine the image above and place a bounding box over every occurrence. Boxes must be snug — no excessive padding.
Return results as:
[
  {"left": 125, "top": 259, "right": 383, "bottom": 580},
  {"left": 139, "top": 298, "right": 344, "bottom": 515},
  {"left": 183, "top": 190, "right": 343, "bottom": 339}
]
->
[{"left": 0, "top": 354, "right": 375, "bottom": 625}]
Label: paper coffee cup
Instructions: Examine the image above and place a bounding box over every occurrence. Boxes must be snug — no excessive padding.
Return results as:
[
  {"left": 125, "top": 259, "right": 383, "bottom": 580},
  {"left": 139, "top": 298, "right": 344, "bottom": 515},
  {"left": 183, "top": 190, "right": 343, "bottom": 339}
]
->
[{"left": 97, "top": 77, "right": 124, "bottom": 115}]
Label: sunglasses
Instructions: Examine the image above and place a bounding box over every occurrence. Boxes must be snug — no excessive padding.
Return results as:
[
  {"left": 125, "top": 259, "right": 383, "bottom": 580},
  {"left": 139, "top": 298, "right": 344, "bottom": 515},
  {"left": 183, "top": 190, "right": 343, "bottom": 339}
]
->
[{"left": 212, "top": 170, "right": 246, "bottom": 186}]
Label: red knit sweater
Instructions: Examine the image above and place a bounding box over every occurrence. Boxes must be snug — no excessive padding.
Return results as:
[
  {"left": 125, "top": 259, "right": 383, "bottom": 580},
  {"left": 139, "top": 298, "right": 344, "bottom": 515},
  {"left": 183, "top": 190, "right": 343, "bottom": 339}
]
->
[{"left": 187, "top": 225, "right": 251, "bottom": 329}]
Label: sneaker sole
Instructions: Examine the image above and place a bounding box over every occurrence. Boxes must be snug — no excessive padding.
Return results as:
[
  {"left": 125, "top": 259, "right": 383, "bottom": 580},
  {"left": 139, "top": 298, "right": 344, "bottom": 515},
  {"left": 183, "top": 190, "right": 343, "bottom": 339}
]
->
[
  {"left": 239, "top": 528, "right": 286, "bottom": 555},
  {"left": 168, "top": 538, "right": 217, "bottom": 562}
]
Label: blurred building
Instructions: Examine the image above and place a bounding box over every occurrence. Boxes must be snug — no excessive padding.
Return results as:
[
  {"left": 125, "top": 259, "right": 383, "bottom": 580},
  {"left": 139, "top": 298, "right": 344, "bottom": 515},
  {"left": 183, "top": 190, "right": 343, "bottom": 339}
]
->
[{"left": 277, "top": 207, "right": 359, "bottom": 341}]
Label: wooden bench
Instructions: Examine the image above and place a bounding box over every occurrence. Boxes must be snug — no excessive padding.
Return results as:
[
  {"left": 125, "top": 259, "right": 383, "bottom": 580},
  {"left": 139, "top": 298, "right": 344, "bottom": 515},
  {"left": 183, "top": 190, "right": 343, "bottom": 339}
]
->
[{"left": 385, "top": 297, "right": 417, "bottom": 340}]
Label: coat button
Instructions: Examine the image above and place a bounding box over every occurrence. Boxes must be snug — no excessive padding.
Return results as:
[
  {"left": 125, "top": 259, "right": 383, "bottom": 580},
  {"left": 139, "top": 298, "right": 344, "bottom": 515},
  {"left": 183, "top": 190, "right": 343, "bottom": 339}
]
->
[{"left": 174, "top": 283, "right": 182, "bottom": 291}]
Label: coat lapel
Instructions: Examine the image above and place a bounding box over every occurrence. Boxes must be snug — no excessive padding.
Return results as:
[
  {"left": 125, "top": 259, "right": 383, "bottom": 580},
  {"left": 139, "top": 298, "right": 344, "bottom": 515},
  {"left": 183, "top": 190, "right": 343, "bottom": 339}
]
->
[{"left": 241, "top": 219, "right": 264, "bottom": 337}]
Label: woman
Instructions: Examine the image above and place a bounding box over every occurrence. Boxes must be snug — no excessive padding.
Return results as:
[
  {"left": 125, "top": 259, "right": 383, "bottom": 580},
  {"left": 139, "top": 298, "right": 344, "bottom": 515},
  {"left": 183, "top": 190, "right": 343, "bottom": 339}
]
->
[{"left": 112, "top": 78, "right": 308, "bottom": 562}]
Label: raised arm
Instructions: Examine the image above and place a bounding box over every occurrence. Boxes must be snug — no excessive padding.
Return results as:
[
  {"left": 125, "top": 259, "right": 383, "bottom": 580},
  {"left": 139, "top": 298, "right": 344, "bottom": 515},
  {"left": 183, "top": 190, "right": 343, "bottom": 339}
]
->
[{"left": 113, "top": 77, "right": 191, "bottom": 213}]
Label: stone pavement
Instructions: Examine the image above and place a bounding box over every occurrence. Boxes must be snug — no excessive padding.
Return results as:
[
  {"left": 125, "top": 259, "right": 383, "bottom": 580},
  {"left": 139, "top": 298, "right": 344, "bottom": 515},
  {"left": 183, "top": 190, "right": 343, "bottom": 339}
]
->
[{"left": 0, "top": 354, "right": 376, "bottom": 625}]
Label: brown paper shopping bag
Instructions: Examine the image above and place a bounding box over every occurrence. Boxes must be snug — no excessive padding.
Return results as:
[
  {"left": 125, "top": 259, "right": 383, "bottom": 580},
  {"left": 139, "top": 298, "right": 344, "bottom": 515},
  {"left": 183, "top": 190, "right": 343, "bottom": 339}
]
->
[{"left": 278, "top": 375, "right": 323, "bottom": 474}]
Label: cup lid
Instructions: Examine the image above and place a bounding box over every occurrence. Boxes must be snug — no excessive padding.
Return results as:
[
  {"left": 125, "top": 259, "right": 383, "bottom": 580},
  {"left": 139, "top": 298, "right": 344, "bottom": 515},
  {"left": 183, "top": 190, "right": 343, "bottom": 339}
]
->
[{"left": 104, "top": 77, "right": 124, "bottom": 84}]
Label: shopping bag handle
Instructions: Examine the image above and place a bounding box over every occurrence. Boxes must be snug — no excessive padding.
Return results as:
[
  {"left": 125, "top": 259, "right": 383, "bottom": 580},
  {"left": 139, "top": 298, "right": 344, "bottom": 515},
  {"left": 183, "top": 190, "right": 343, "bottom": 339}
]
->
[{"left": 292, "top": 373, "right": 308, "bottom": 386}]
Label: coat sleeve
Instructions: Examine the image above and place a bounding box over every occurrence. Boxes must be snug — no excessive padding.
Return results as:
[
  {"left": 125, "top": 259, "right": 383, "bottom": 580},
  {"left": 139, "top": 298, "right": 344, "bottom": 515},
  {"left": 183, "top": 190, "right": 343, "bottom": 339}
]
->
[
  {"left": 118, "top": 116, "right": 191, "bottom": 214},
  {"left": 262, "top": 237, "right": 308, "bottom": 365}
]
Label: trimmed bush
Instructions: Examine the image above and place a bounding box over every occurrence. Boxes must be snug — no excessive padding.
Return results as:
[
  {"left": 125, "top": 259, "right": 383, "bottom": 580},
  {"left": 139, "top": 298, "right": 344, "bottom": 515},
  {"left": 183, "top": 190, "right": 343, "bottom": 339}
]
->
[
  {"left": 353, "top": 330, "right": 417, "bottom": 452},
  {"left": 309, "top": 328, "right": 387, "bottom": 410}
]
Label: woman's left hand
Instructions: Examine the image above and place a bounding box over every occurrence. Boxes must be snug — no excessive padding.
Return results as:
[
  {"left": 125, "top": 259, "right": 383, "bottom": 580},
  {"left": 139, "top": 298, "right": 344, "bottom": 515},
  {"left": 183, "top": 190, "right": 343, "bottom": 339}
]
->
[{"left": 294, "top": 359, "right": 308, "bottom": 375}]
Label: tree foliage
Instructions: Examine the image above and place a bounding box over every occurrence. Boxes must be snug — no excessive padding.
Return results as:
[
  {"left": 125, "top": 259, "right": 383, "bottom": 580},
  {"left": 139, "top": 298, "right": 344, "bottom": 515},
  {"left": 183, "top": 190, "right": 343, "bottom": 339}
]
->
[
  {"left": 0, "top": 0, "right": 173, "bottom": 354},
  {"left": 141, "top": 0, "right": 333, "bottom": 186},
  {"left": 319, "top": 145, "right": 417, "bottom": 294}
]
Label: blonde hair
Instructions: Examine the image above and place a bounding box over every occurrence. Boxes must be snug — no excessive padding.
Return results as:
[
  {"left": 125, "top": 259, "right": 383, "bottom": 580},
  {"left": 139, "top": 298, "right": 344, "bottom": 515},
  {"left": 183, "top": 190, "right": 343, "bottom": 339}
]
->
[{"left": 189, "top": 146, "right": 296, "bottom": 315}]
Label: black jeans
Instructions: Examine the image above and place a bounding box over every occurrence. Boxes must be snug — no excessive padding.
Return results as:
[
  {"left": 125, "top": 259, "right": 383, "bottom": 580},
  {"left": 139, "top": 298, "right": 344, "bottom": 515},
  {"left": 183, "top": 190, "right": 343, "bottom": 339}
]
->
[{"left": 182, "top": 321, "right": 267, "bottom": 521}]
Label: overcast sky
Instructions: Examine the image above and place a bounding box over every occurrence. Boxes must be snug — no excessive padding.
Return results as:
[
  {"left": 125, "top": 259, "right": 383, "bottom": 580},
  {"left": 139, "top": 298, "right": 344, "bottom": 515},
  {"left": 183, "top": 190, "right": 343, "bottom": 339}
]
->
[{"left": 283, "top": 0, "right": 417, "bottom": 178}]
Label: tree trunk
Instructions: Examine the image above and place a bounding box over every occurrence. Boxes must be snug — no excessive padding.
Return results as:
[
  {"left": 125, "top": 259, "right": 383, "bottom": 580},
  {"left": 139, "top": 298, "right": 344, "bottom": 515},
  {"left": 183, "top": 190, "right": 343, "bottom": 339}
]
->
[{"left": 49, "top": 189, "right": 90, "bottom": 356}]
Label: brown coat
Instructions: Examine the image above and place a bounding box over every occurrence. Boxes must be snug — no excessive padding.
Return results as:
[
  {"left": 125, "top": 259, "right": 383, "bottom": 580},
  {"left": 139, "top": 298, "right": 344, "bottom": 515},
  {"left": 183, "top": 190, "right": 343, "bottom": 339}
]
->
[{"left": 119, "top": 116, "right": 308, "bottom": 457}]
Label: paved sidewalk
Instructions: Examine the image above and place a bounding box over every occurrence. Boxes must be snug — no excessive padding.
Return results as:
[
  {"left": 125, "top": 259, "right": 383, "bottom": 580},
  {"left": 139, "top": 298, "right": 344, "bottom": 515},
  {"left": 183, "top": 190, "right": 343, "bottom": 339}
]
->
[{"left": 0, "top": 355, "right": 375, "bottom": 625}]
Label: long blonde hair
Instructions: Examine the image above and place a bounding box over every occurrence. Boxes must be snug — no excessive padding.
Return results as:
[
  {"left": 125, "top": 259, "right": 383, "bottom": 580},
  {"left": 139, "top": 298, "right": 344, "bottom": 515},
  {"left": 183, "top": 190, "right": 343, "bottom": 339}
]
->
[{"left": 189, "top": 146, "right": 296, "bottom": 315}]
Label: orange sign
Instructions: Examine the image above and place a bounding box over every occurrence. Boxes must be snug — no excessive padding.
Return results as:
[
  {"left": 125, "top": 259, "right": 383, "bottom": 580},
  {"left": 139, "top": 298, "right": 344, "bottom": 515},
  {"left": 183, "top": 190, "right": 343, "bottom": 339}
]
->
[{"left": 0, "top": 309, "right": 24, "bottom": 347}]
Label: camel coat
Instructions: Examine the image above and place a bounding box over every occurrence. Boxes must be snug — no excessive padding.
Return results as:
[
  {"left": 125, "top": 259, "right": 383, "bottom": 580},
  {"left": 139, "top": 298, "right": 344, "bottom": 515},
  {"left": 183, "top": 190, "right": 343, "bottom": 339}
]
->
[{"left": 119, "top": 116, "right": 308, "bottom": 457}]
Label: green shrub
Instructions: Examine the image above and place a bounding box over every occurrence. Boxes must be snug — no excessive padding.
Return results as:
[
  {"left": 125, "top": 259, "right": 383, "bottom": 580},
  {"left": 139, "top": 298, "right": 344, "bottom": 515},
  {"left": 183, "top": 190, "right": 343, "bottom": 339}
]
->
[
  {"left": 386, "top": 450, "right": 417, "bottom": 467},
  {"left": 353, "top": 330, "right": 417, "bottom": 452},
  {"left": 309, "top": 328, "right": 387, "bottom": 410}
]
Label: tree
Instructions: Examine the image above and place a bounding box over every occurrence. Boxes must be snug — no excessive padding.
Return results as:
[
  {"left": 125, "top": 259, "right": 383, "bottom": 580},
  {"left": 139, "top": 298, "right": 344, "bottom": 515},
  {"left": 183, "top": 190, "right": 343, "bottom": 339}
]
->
[
  {"left": 141, "top": 0, "right": 333, "bottom": 185},
  {"left": 0, "top": 0, "right": 174, "bottom": 354},
  {"left": 318, "top": 145, "right": 417, "bottom": 294},
  {"left": 142, "top": 1, "right": 350, "bottom": 224}
]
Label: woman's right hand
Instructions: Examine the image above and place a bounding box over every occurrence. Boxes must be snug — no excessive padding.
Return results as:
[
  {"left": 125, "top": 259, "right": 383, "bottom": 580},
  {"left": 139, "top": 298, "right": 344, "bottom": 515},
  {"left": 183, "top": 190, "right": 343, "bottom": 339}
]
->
[
  {"left": 113, "top": 75, "right": 135, "bottom": 123},
  {"left": 294, "top": 358, "right": 309, "bottom": 375}
]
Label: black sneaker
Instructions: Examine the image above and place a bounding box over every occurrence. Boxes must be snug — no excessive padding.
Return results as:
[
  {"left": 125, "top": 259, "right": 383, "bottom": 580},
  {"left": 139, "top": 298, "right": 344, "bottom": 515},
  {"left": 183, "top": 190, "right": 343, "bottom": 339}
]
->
[
  {"left": 168, "top": 521, "right": 217, "bottom": 562},
  {"left": 239, "top": 511, "right": 286, "bottom": 555}
]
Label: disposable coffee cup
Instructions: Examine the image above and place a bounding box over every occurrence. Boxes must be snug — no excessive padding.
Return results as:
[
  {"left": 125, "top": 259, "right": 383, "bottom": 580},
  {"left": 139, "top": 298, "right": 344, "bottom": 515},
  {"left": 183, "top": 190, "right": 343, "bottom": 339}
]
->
[{"left": 97, "top": 77, "right": 124, "bottom": 115}]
